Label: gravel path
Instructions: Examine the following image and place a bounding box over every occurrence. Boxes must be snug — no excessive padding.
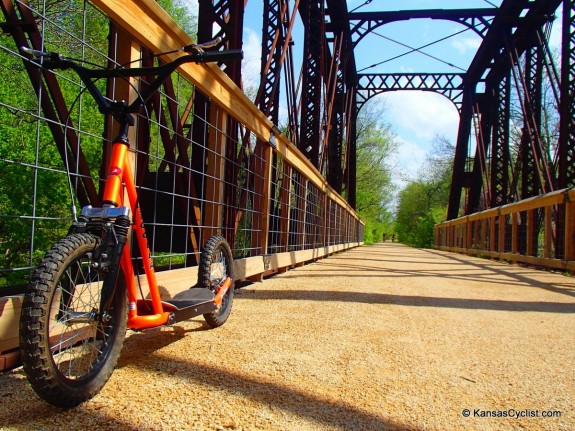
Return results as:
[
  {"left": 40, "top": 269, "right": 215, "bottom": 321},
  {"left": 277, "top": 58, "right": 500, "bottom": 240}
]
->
[{"left": 1, "top": 242, "right": 574, "bottom": 431}]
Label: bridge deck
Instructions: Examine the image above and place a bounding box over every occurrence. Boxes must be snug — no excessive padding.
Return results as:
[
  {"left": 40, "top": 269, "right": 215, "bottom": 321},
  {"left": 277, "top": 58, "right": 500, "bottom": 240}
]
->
[{"left": 1, "top": 243, "right": 573, "bottom": 430}]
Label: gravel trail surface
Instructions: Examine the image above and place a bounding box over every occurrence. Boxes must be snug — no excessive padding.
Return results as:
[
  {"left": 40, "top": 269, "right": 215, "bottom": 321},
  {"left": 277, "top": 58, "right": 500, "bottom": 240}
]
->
[{"left": 1, "top": 242, "right": 574, "bottom": 431}]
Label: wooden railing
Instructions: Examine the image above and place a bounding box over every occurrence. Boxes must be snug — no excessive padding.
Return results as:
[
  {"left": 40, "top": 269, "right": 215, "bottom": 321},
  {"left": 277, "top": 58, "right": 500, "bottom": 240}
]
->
[{"left": 435, "top": 188, "right": 575, "bottom": 273}]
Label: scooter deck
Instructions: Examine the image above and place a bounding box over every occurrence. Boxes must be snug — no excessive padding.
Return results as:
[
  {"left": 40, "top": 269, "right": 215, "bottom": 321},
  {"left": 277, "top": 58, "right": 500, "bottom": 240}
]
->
[
  {"left": 165, "top": 287, "right": 214, "bottom": 308},
  {"left": 163, "top": 288, "right": 217, "bottom": 323}
]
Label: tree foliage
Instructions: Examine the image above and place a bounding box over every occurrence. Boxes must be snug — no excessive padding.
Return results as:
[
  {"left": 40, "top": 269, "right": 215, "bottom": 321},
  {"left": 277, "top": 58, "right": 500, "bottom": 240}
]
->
[
  {"left": 395, "top": 136, "right": 453, "bottom": 248},
  {"left": 354, "top": 101, "right": 397, "bottom": 243}
]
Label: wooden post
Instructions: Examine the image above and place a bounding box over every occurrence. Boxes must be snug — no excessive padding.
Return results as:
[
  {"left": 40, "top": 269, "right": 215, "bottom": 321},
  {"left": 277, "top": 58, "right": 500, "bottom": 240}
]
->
[
  {"left": 254, "top": 140, "right": 273, "bottom": 255},
  {"left": 526, "top": 209, "right": 535, "bottom": 256},
  {"left": 510, "top": 212, "right": 519, "bottom": 262},
  {"left": 279, "top": 162, "right": 292, "bottom": 253},
  {"left": 480, "top": 219, "right": 486, "bottom": 250},
  {"left": 511, "top": 212, "right": 518, "bottom": 255},
  {"left": 490, "top": 216, "right": 497, "bottom": 252},
  {"left": 498, "top": 214, "right": 505, "bottom": 255},
  {"left": 565, "top": 200, "right": 575, "bottom": 263},
  {"left": 109, "top": 28, "right": 140, "bottom": 187},
  {"left": 466, "top": 217, "right": 473, "bottom": 250},
  {"left": 203, "top": 105, "right": 227, "bottom": 239},
  {"left": 544, "top": 205, "right": 553, "bottom": 258}
]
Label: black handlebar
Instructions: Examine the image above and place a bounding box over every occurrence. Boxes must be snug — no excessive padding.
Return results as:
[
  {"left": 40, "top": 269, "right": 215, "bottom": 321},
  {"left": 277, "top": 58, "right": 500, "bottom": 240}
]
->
[
  {"left": 20, "top": 44, "right": 243, "bottom": 116},
  {"left": 189, "top": 49, "right": 243, "bottom": 63}
]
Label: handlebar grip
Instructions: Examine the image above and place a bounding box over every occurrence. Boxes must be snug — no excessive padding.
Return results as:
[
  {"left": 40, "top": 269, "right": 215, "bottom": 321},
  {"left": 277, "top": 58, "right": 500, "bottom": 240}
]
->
[
  {"left": 21, "top": 46, "right": 50, "bottom": 57},
  {"left": 195, "top": 50, "right": 243, "bottom": 63}
]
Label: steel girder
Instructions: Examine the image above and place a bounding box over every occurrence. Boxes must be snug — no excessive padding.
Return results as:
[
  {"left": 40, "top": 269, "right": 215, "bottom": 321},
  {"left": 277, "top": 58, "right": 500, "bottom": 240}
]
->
[
  {"left": 298, "top": 0, "right": 323, "bottom": 169},
  {"left": 325, "top": 0, "right": 358, "bottom": 204},
  {"left": 447, "top": 0, "right": 563, "bottom": 220},
  {"left": 197, "top": 0, "right": 244, "bottom": 85},
  {"left": 558, "top": 0, "right": 575, "bottom": 190},
  {"left": 517, "top": 44, "right": 547, "bottom": 199},
  {"left": 326, "top": 68, "right": 346, "bottom": 193},
  {"left": 489, "top": 71, "right": 512, "bottom": 209},
  {"left": 257, "top": 0, "right": 298, "bottom": 126},
  {"left": 257, "top": 0, "right": 285, "bottom": 124},
  {"left": 348, "top": 9, "right": 496, "bottom": 47},
  {"left": 357, "top": 73, "right": 465, "bottom": 112}
]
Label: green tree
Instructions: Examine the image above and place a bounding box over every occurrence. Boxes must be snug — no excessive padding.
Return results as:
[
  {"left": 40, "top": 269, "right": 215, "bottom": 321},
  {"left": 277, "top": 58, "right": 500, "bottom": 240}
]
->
[
  {"left": 354, "top": 100, "right": 398, "bottom": 243},
  {"left": 157, "top": 0, "right": 198, "bottom": 36},
  {"left": 395, "top": 136, "right": 453, "bottom": 248}
]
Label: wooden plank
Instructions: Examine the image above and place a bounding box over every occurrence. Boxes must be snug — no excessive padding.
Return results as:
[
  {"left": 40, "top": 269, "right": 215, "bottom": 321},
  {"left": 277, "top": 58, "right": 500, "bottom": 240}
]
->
[
  {"left": 448, "top": 189, "right": 575, "bottom": 224},
  {"left": 0, "top": 296, "right": 21, "bottom": 354},
  {"left": 0, "top": 350, "right": 19, "bottom": 372}
]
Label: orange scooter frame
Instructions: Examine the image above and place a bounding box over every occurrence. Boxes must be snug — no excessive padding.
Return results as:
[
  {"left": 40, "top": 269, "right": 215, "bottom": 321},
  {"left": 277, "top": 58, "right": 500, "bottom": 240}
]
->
[{"left": 102, "top": 138, "right": 232, "bottom": 331}]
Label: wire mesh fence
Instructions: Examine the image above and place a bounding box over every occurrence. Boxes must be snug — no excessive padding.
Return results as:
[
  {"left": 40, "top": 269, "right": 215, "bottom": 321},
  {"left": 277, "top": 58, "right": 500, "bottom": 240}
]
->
[{"left": 0, "top": 0, "right": 363, "bottom": 291}]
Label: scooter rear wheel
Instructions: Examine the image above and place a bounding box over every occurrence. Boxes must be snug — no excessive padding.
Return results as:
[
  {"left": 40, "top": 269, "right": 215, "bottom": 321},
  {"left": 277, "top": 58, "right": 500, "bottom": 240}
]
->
[{"left": 198, "top": 235, "right": 235, "bottom": 328}]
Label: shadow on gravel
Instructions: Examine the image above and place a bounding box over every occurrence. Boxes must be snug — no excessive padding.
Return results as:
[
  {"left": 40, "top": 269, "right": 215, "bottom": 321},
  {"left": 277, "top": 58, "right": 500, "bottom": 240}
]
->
[
  {"left": 425, "top": 249, "right": 575, "bottom": 299},
  {"left": 0, "top": 370, "right": 159, "bottom": 430},
  {"left": 236, "top": 289, "right": 575, "bottom": 313},
  {"left": 115, "top": 330, "right": 421, "bottom": 431},
  {"left": 272, "top": 243, "right": 575, "bottom": 298}
]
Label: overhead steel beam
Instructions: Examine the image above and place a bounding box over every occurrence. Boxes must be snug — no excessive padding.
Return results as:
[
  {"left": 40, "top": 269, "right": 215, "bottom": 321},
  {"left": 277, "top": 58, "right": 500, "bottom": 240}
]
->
[
  {"left": 357, "top": 73, "right": 465, "bottom": 112},
  {"left": 349, "top": 8, "right": 496, "bottom": 47},
  {"left": 465, "top": 0, "right": 559, "bottom": 86}
]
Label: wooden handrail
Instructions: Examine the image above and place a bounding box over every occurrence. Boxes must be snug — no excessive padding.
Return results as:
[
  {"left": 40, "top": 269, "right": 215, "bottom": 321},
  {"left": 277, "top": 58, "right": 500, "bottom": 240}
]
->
[{"left": 435, "top": 188, "right": 575, "bottom": 273}]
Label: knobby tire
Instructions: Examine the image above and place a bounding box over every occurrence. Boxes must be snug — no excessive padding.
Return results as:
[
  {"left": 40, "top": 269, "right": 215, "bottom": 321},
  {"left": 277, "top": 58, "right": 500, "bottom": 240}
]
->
[
  {"left": 19, "top": 233, "right": 127, "bottom": 408},
  {"left": 199, "top": 235, "right": 235, "bottom": 328}
]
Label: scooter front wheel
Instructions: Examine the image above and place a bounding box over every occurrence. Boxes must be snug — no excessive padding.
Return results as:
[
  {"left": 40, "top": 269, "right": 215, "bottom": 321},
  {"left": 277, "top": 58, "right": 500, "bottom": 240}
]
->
[{"left": 19, "top": 233, "right": 127, "bottom": 407}]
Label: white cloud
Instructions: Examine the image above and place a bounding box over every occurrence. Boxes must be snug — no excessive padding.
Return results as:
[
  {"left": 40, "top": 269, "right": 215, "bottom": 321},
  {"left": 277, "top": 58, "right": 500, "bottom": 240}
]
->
[
  {"left": 241, "top": 28, "right": 262, "bottom": 92},
  {"left": 451, "top": 37, "right": 481, "bottom": 54},
  {"left": 392, "top": 137, "right": 428, "bottom": 184},
  {"left": 383, "top": 91, "right": 460, "bottom": 144}
]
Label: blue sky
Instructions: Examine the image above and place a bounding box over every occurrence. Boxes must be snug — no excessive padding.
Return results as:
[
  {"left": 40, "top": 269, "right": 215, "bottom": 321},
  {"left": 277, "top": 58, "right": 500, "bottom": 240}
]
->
[{"left": 183, "top": 0, "right": 563, "bottom": 183}]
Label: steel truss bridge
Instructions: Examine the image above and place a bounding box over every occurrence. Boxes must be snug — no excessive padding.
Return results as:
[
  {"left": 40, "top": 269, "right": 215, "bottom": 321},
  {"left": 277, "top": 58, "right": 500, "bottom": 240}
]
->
[
  {"left": 0, "top": 0, "right": 574, "bottom": 366},
  {"left": 0, "top": 0, "right": 575, "bottom": 270}
]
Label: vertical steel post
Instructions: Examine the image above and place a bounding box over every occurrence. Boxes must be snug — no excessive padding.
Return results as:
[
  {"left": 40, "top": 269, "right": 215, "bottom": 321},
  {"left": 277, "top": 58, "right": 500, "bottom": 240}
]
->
[
  {"left": 299, "top": 0, "right": 323, "bottom": 168},
  {"left": 447, "top": 88, "right": 474, "bottom": 220},
  {"left": 489, "top": 71, "right": 511, "bottom": 208},
  {"left": 558, "top": 0, "right": 575, "bottom": 189}
]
